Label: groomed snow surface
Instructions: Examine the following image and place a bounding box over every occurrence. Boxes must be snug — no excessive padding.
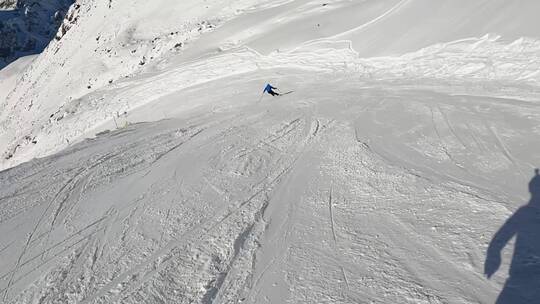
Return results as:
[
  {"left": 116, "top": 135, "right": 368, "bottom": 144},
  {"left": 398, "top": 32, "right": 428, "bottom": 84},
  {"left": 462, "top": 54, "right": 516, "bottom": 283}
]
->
[{"left": 1, "top": 0, "right": 540, "bottom": 303}]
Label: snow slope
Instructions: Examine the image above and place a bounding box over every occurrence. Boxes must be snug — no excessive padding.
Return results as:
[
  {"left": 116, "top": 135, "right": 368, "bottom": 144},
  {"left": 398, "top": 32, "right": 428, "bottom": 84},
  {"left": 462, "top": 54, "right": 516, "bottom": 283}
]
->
[
  {"left": 1, "top": 0, "right": 540, "bottom": 303},
  {"left": 3, "top": 0, "right": 540, "bottom": 170},
  {"left": 2, "top": 71, "right": 540, "bottom": 304}
]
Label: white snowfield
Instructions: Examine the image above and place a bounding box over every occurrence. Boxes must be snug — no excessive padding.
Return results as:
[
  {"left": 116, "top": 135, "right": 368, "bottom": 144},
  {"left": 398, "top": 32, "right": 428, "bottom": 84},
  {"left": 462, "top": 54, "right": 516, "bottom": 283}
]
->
[{"left": 1, "top": 0, "right": 540, "bottom": 303}]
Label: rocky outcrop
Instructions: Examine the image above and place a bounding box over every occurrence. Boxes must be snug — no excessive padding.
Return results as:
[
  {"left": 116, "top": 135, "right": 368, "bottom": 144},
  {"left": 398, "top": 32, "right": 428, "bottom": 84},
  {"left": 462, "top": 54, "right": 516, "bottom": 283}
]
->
[
  {"left": 0, "top": 0, "right": 74, "bottom": 68},
  {"left": 0, "top": 0, "right": 17, "bottom": 10}
]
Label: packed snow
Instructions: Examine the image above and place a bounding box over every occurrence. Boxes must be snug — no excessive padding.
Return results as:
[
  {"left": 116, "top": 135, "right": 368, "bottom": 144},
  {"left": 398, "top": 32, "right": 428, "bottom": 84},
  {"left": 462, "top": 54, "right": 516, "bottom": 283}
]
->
[{"left": 1, "top": 0, "right": 540, "bottom": 303}]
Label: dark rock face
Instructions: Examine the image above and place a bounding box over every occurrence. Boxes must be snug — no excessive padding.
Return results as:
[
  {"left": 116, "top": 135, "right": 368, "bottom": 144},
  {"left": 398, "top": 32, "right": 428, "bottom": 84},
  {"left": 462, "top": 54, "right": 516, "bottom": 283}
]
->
[
  {"left": 0, "top": 0, "right": 74, "bottom": 69},
  {"left": 0, "top": 0, "right": 18, "bottom": 10}
]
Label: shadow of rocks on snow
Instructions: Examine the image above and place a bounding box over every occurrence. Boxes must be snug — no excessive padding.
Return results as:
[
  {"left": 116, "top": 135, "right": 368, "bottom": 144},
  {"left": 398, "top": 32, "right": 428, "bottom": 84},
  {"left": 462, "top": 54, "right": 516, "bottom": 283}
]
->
[
  {"left": 0, "top": 0, "right": 74, "bottom": 69},
  {"left": 485, "top": 168, "right": 540, "bottom": 303}
]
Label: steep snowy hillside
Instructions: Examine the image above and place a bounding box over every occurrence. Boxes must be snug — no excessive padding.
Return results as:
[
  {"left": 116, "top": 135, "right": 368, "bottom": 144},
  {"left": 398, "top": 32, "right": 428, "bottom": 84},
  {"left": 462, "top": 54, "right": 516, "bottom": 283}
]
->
[
  {"left": 1, "top": 0, "right": 540, "bottom": 303},
  {"left": 2, "top": 0, "right": 540, "bottom": 170}
]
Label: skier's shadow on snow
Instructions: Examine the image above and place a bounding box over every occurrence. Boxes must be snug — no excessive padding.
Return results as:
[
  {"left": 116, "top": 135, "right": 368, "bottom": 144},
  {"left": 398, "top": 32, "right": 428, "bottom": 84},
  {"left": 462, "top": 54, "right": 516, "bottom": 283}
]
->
[{"left": 485, "top": 169, "right": 540, "bottom": 304}]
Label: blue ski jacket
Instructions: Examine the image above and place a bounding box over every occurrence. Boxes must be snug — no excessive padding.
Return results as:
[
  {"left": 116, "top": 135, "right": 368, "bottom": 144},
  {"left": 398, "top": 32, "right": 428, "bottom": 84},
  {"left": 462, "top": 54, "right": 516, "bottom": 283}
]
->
[{"left": 264, "top": 84, "right": 276, "bottom": 93}]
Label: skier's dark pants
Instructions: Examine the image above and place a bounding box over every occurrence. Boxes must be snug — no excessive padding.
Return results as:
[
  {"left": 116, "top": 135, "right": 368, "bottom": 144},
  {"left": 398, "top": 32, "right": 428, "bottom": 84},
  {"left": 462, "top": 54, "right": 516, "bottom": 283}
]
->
[{"left": 268, "top": 90, "right": 279, "bottom": 96}]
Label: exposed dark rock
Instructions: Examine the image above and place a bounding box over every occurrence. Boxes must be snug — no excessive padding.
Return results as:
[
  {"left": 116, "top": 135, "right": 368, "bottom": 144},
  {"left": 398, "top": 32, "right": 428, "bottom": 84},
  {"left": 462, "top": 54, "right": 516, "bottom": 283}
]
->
[{"left": 0, "top": 0, "right": 75, "bottom": 69}]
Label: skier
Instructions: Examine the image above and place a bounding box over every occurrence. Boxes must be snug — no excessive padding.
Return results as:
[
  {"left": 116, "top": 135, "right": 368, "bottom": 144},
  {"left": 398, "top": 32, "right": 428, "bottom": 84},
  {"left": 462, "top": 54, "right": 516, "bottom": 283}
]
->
[{"left": 263, "top": 84, "right": 280, "bottom": 96}]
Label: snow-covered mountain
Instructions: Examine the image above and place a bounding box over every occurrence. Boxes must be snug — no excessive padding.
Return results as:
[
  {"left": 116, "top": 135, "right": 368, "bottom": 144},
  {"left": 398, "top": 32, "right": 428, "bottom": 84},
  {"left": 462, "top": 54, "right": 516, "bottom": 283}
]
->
[
  {"left": 2, "top": 0, "right": 540, "bottom": 171},
  {"left": 1, "top": 1, "right": 540, "bottom": 303}
]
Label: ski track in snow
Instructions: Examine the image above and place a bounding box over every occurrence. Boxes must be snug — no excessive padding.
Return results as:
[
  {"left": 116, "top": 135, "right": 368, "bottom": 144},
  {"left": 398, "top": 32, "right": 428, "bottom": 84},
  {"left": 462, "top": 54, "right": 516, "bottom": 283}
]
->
[
  {"left": 2, "top": 0, "right": 540, "bottom": 303},
  {"left": 2, "top": 77, "right": 538, "bottom": 303},
  {"left": 3, "top": 33, "right": 540, "bottom": 170}
]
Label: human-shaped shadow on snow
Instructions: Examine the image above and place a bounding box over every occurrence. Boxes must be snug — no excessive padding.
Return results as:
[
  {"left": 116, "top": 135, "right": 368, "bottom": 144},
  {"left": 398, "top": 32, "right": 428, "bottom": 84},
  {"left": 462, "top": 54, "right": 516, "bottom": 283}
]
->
[{"left": 485, "top": 169, "right": 540, "bottom": 303}]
